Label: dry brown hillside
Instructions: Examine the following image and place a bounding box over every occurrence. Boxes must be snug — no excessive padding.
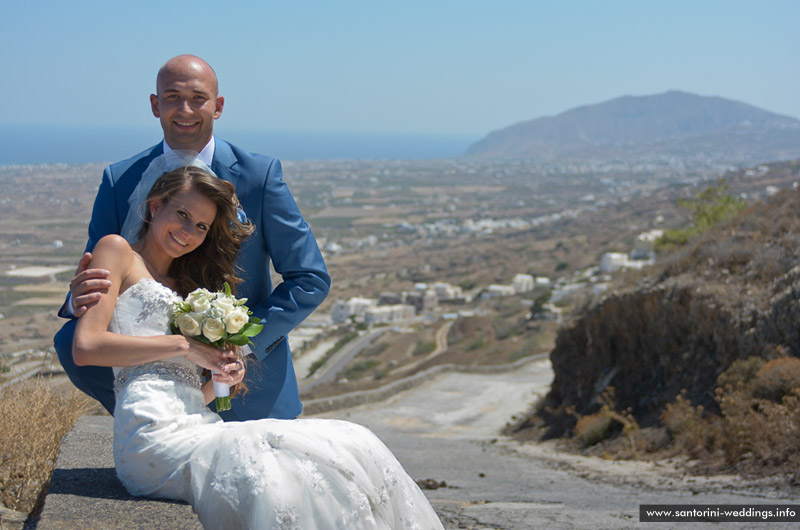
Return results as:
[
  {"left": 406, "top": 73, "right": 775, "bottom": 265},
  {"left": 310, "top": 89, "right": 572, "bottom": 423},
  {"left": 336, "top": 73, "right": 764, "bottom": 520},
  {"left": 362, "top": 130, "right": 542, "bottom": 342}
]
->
[{"left": 513, "top": 161, "right": 800, "bottom": 478}]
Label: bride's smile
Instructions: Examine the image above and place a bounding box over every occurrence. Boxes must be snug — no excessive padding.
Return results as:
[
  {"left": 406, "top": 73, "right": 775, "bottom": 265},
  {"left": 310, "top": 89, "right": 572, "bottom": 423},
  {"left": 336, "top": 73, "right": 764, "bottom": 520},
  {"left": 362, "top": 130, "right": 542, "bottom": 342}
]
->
[{"left": 147, "top": 188, "right": 217, "bottom": 261}]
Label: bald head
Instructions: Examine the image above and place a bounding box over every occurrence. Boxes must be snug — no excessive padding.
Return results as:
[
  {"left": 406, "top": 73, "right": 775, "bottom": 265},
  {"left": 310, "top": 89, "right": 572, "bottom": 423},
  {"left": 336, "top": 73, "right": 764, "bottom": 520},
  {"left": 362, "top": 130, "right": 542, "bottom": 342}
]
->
[
  {"left": 157, "top": 55, "right": 219, "bottom": 97},
  {"left": 150, "top": 54, "right": 224, "bottom": 152}
]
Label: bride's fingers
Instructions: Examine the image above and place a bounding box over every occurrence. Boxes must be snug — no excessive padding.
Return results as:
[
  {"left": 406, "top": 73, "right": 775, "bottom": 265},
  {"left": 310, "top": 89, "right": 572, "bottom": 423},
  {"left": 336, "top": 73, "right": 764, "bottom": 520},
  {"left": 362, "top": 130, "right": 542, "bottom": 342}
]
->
[
  {"left": 220, "top": 360, "right": 244, "bottom": 375},
  {"left": 211, "top": 367, "right": 244, "bottom": 385}
]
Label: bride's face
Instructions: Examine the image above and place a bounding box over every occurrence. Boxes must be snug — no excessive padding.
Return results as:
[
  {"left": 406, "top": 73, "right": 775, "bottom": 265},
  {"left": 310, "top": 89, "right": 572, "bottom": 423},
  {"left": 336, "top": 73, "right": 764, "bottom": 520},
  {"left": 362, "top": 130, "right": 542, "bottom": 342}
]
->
[{"left": 148, "top": 187, "right": 218, "bottom": 258}]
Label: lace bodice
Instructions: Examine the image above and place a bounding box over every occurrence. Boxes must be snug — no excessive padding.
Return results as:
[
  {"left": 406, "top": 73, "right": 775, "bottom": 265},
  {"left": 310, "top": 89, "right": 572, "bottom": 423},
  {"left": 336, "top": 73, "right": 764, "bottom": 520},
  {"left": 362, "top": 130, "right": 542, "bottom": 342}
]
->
[{"left": 110, "top": 278, "right": 198, "bottom": 384}]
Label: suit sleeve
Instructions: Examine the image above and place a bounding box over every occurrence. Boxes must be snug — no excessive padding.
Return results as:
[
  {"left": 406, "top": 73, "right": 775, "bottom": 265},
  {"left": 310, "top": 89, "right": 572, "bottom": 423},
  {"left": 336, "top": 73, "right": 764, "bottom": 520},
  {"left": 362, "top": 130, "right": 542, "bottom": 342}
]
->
[
  {"left": 247, "top": 159, "right": 331, "bottom": 361},
  {"left": 86, "top": 166, "right": 122, "bottom": 253},
  {"left": 57, "top": 166, "right": 121, "bottom": 318}
]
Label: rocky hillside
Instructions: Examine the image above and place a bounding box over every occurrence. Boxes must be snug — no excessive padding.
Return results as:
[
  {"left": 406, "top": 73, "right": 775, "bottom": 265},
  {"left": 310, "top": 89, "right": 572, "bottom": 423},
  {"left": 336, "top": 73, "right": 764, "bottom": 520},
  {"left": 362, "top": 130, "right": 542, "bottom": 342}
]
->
[
  {"left": 466, "top": 91, "right": 800, "bottom": 165},
  {"left": 535, "top": 160, "right": 800, "bottom": 438}
]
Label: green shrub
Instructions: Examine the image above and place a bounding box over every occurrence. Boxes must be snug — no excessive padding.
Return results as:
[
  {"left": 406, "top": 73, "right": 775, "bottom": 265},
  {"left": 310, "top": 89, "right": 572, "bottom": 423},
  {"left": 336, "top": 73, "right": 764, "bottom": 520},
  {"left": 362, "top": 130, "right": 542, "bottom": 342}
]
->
[
  {"left": 657, "top": 178, "right": 747, "bottom": 250},
  {"left": 717, "top": 356, "right": 766, "bottom": 395},
  {"left": 342, "top": 359, "right": 381, "bottom": 380},
  {"left": 466, "top": 336, "right": 486, "bottom": 351},
  {"left": 412, "top": 340, "right": 436, "bottom": 356}
]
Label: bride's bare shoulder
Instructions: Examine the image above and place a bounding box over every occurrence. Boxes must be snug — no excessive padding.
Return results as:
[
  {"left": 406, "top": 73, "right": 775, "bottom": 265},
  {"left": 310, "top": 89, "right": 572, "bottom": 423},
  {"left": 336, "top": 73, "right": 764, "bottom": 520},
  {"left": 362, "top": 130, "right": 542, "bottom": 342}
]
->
[
  {"left": 92, "top": 235, "right": 146, "bottom": 291},
  {"left": 94, "top": 234, "right": 133, "bottom": 254},
  {"left": 91, "top": 235, "right": 135, "bottom": 271}
]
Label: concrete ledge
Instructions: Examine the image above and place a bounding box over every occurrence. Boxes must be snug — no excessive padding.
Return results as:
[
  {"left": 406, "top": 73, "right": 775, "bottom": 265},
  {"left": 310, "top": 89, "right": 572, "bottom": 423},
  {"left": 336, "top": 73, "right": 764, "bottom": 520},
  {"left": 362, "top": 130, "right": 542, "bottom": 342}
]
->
[{"left": 37, "top": 415, "right": 201, "bottom": 530}]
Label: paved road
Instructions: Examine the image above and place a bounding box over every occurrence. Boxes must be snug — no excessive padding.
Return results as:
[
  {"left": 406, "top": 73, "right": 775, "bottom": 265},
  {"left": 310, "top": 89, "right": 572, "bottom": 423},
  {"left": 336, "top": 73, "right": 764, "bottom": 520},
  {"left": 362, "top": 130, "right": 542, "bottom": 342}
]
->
[
  {"left": 311, "top": 358, "right": 795, "bottom": 529},
  {"left": 298, "top": 328, "right": 387, "bottom": 392}
]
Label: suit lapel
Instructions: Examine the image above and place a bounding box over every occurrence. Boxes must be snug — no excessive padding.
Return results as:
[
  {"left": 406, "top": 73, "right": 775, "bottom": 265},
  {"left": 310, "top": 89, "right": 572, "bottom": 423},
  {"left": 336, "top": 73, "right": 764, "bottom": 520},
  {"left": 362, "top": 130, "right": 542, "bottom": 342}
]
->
[{"left": 210, "top": 138, "right": 242, "bottom": 188}]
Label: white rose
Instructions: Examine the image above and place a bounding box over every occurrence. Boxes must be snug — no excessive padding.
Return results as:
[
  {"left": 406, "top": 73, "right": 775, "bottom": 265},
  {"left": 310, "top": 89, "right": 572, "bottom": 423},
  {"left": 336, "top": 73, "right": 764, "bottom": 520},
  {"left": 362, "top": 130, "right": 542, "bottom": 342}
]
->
[
  {"left": 214, "top": 296, "right": 236, "bottom": 317},
  {"left": 187, "top": 289, "right": 213, "bottom": 313},
  {"left": 186, "top": 288, "right": 211, "bottom": 302},
  {"left": 176, "top": 312, "right": 202, "bottom": 336},
  {"left": 202, "top": 317, "right": 225, "bottom": 343},
  {"left": 225, "top": 308, "right": 249, "bottom": 334}
]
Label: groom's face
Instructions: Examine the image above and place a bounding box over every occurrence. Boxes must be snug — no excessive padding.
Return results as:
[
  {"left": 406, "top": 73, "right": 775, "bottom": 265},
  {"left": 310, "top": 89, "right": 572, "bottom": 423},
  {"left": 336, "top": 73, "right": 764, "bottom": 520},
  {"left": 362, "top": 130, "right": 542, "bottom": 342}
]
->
[{"left": 150, "top": 66, "right": 224, "bottom": 152}]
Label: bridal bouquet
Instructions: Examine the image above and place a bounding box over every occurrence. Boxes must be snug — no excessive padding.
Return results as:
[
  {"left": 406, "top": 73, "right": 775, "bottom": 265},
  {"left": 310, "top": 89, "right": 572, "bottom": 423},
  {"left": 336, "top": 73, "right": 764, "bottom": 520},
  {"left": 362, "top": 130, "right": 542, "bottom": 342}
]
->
[{"left": 172, "top": 283, "right": 263, "bottom": 411}]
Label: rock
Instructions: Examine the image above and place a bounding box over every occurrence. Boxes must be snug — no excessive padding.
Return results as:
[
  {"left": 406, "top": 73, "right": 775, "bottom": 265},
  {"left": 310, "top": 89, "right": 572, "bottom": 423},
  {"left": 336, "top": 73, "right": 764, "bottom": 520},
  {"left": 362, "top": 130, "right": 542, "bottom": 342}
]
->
[{"left": 0, "top": 504, "right": 27, "bottom": 530}]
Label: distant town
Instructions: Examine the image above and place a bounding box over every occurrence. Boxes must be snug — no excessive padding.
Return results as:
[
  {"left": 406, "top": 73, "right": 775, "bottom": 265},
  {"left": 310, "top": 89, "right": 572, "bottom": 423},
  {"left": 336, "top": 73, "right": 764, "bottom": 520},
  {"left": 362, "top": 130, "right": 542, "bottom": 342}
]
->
[{"left": 1, "top": 156, "right": 797, "bottom": 388}]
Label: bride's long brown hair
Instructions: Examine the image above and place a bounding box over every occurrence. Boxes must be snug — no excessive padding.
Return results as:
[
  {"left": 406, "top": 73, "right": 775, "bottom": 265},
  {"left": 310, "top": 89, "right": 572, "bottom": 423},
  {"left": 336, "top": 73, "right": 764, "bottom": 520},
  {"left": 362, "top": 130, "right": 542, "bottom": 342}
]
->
[
  {"left": 137, "top": 166, "right": 254, "bottom": 297},
  {"left": 138, "top": 166, "right": 255, "bottom": 398}
]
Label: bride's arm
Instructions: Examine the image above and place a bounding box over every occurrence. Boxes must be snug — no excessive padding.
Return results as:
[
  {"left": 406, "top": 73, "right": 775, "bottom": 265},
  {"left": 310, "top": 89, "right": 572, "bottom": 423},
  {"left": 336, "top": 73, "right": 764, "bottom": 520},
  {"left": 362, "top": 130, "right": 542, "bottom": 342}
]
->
[{"left": 72, "top": 235, "right": 232, "bottom": 371}]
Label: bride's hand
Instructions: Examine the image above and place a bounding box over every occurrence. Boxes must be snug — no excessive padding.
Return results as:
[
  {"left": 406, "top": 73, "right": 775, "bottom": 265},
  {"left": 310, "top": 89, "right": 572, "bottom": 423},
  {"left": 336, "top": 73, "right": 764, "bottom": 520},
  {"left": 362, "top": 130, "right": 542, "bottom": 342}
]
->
[
  {"left": 212, "top": 358, "right": 245, "bottom": 386},
  {"left": 183, "top": 338, "right": 239, "bottom": 373}
]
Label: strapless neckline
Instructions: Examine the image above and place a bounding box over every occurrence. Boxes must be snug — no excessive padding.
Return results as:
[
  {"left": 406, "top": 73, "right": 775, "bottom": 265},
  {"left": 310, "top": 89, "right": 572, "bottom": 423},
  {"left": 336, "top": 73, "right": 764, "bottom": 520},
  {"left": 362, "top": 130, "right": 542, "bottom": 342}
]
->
[{"left": 118, "top": 277, "right": 177, "bottom": 302}]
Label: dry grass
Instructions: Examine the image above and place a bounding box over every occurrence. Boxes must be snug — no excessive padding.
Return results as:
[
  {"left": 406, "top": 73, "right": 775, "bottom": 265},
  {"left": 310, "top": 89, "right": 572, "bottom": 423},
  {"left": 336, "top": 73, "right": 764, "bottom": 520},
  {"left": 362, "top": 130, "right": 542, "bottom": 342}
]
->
[
  {"left": 657, "top": 382, "right": 800, "bottom": 478},
  {"left": 587, "top": 359, "right": 800, "bottom": 479},
  {"left": 0, "top": 377, "right": 92, "bottom": 515},
  {"left": 571, "top": 387, "right": 639, "bottom": 449}
]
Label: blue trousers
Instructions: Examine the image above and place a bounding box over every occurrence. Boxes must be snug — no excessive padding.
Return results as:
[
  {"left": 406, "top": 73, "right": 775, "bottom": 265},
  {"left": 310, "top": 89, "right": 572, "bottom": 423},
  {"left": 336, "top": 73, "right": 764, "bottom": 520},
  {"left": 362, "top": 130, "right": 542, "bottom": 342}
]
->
[{"left": 54, "top": 319, "right": 116, "bottom": 414}]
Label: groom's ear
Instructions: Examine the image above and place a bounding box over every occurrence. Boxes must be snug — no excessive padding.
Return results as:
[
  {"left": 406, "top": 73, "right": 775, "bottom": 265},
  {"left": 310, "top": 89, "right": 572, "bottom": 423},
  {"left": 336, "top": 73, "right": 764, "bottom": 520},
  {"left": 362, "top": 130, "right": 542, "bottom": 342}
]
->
[
  {"left": 150, "top": 94, "right": 161, "bottom": 118},
  {"left": 213, "top": 96, "right": 224, "bottom": 119}
]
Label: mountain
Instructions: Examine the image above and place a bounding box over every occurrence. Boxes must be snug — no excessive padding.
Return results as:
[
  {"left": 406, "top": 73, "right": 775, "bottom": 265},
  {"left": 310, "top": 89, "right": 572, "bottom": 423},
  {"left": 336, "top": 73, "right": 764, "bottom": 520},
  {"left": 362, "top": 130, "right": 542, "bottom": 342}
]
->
[{"left": 465, "top": 91, "right": 800, "bottom": 164}]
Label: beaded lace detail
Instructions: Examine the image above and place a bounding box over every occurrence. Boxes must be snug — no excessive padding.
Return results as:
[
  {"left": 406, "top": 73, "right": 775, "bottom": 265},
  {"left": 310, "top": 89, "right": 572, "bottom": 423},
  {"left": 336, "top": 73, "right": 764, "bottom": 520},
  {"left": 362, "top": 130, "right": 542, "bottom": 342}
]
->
[
  {"left": 114, "top": 361, "right": 202, "bottom": 395},
  {"left": 122, "top": 278, "right": 181, "bottom": 323}
]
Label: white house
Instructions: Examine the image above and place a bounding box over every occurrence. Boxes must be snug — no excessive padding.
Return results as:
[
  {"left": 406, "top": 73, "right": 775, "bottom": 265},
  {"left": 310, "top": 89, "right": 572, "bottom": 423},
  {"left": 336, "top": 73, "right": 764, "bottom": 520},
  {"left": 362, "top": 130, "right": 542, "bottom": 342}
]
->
[
  {"left": 331, "top": 297, "right": 376, "bottom": 323},
  {"left": 433, "top": 282, "right": 463, "bottom": 300},
  {"left": 511, "top": 274, "right": 535, "bottom": 293},
  {"left": 485, "top": 284, "right": 516, "bottom": 298},
  {"left": 599, "top": 252, "right": 629, "bottom": 273},
  {"left": 365, "top": 304, "right": 416, "bottom": 325}
]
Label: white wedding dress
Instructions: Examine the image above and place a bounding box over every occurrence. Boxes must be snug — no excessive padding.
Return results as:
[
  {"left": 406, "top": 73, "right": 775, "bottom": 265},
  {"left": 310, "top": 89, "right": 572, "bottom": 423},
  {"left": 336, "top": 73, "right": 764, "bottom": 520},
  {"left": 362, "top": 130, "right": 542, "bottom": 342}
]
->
[{"left": 109, "top": 278, "right": 443, "bottom": 530}]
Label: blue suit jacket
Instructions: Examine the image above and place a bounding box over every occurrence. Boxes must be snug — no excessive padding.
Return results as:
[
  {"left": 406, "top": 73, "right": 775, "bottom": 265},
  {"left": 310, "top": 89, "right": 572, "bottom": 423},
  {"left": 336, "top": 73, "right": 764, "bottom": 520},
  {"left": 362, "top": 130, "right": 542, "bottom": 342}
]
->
[{"left": 54, "top": 138, "right": 330, "bottom": 420}]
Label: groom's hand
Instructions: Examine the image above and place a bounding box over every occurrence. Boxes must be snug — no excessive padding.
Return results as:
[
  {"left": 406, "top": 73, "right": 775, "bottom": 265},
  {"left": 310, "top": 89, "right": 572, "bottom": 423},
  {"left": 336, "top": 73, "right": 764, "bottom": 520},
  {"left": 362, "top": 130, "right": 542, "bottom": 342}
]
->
[{"left": 70, "top": 252, "right": 112, "bottom": 317}]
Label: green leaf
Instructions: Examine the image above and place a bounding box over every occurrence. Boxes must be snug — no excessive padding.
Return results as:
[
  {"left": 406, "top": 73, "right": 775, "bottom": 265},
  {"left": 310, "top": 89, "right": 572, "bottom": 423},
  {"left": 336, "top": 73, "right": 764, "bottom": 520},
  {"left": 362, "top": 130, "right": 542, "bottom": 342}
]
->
[
  {"left": 241, "top": 323, "right": 263, "bottom": 337},
  {"left": 226, "top": 334, "right": 251, "bottom": 346},
  {"left": 193, "top": 336, "right": 213, "bottom": 346},
  {"left": 223, "top": 282, "right": 232, "bottom": 297}
]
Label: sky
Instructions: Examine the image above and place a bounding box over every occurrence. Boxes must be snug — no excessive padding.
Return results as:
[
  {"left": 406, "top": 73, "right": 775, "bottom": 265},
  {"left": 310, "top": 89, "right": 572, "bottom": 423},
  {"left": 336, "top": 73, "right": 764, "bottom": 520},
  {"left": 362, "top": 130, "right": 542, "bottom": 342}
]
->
[{"left": 1, "top": 0, "right": 798, "bottom": 161}]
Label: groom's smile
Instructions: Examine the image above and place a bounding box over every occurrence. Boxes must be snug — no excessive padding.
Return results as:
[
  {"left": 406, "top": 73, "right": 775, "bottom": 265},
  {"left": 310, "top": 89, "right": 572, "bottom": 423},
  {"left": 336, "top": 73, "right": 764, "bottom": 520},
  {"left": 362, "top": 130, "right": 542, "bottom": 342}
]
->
[{"left": 150, "top": 56, "right": 225, "bottom": 153}]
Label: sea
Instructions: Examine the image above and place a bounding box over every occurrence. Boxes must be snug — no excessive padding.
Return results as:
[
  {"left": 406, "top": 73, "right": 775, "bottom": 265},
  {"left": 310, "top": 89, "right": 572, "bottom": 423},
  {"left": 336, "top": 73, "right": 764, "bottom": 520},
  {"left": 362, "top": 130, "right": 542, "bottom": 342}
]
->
[{"left": 0, "top": 125, "right": 478, "bottom": 165}]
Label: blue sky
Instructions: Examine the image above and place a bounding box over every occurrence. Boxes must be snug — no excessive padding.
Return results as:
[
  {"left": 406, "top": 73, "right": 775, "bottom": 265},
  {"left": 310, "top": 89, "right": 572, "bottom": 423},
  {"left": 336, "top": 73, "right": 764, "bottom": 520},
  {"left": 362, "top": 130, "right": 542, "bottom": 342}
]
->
[{"left": 1, "top": 0, "right": 798, "bottom": 139}]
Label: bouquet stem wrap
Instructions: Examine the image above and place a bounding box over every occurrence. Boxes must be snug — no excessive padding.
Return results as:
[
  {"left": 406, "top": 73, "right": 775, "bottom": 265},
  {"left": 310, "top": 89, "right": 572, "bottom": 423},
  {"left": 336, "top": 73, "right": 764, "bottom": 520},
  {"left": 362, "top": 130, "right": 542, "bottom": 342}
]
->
[{"left": 211, "top": 371, "right": 232, "bottom": 411}]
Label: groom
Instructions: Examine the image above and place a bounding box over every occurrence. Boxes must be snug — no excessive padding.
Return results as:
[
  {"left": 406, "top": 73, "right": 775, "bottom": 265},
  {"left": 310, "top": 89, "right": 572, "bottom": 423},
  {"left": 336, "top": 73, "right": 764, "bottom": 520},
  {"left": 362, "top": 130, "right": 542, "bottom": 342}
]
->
[{"left": 54, "top": 55, "right": 330, "bottom": 421}]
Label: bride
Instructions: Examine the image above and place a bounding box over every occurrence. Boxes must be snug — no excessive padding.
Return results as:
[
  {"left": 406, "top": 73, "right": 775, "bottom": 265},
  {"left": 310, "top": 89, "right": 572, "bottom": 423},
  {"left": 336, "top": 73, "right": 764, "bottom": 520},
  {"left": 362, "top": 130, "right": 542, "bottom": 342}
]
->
[{"left": 71, "top": 165, "right": 444, "bottom": 529}]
